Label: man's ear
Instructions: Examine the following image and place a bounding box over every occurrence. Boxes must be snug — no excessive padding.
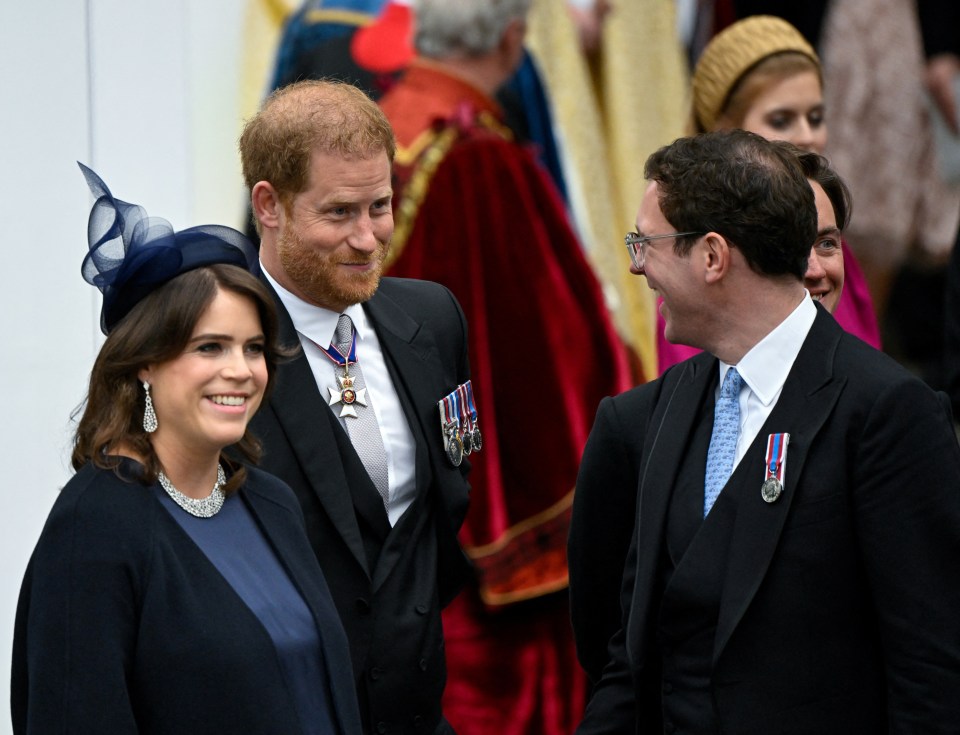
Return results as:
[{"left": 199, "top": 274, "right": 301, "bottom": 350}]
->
[
  {"left": 251, "top": 181, "right": 284, "bottom": 230},
  {"left": 498, "top": 17, "right": 526, "bottom": 63},
  {"left": 504, "top": 17, "right": 526, "bottom": 47},
  {"left": 703, "top": 232, "right": 732, "bottom": 284}
]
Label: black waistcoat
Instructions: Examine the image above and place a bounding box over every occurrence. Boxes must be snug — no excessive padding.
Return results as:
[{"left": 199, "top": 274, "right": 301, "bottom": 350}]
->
[{"left": 656, "top": 387, "right": 754, "bottom": 735}]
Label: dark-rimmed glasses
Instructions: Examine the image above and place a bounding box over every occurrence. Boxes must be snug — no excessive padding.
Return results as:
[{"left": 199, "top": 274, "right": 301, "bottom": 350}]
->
[{"left": 624, "top": 231, "right": 703, "bottom": 270}]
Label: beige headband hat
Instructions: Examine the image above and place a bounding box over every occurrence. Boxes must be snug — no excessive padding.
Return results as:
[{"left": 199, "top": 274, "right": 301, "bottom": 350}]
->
[{"left": 691, "top": 15, "right": 820, "bottom": 132}]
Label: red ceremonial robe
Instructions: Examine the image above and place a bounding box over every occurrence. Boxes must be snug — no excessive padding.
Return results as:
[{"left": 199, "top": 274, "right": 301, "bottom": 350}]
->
[{"left": 379, "top": 61, "right": 631, "bottom": 735}]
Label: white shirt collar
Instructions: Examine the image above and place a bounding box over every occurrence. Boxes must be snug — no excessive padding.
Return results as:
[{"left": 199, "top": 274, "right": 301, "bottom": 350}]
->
[
  {"left": 261, "top": 261, "right": 370, "bottom": 348},
  {"left": 719, "top": 291, "right": 817, "bottom": 405}
]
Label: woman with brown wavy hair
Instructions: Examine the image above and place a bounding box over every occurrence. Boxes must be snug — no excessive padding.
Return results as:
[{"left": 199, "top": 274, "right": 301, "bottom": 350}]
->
[{"left": 12, "top": 165, "right": 361, "bottom": 735}]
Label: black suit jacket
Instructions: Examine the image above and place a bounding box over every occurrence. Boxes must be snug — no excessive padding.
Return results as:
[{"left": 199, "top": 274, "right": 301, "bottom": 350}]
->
[
  {"left": 918, "top": 0, "right": 960, "bottom": 57},
  {"left": 573, "top": 307, "right": 960, "bottom": 734},
  {"left": 12, "top": 462, "right": 361, "bottom": 735},
  {"left": 252, "top": 276, "right": 472, "bottom": 735}
]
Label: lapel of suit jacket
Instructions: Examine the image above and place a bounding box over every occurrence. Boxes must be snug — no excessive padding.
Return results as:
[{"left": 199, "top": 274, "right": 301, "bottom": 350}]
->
[
  {"left": 363, "top": 288, "right": 447, "bottom": 592},
  {"left": 713, "top": 308, "right": 846, "bottom": 665},
  {"left": 628, "top": 353, "right": 716, "bottom": 659},
  {"left": 241, "top": 482, "right": 363, "bottom": 735},
  {"left": 364, "top": 287, "right": 449, "bottom": 439},
  {"left": 264, "top": 278, "right": 369, "bottom": 576}
]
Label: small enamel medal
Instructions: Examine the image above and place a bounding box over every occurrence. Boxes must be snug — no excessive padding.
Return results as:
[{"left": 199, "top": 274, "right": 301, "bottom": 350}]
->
[
  {"left": 762, "top": 433, "right": 790, "bottom": 503},
  {"left": 453, "top": 386, "right": 473, "bottom": 454},
  {"left": 440, "top": 395, "right": 463, "bottom": 467},
  {"left": 328, "top": 364, "right": 368, "bottom": 418},
  {"left": 319, "top": 327, "right": 368, "bottom": 418},
  {"left": 464, "top": 381, "right": 482, "bottom": 451},
  {"left": 458, "top": 382, "right": 483, "bottom": 453}
]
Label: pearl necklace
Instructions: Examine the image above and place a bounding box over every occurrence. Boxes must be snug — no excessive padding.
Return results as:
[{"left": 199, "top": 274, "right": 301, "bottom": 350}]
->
[{"left": 158, "top": 464, "right": 226, "bottom": 518}]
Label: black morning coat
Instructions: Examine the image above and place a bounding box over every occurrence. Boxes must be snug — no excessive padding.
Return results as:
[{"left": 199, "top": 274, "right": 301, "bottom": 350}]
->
[
  {"left": 252, "top": 276, "right": 473, "bottom": 735},
  {"left": 571, "top": 305, "right": 960, "bottom": 734}
]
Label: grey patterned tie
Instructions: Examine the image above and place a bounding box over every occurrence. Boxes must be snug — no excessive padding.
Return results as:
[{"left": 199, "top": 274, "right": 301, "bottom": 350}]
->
[{"left": 334, "top": 314, "right": 390, "bottom": 510}]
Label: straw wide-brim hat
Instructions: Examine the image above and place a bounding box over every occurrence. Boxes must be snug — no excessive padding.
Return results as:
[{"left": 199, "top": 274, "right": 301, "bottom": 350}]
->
[{"left": 691, "top": 15, "right": 820, "bottom": 132}]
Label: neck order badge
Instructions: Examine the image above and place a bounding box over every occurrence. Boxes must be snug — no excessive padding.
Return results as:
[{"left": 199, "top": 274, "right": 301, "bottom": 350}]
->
[{"left": 322, "top": 317, "right": 369, "bottom": 418}]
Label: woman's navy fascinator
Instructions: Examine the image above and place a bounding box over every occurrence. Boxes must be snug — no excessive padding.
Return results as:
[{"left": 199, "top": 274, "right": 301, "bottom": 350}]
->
[{"left": 78, "top": 162, "right": 259, "bottom": 334}]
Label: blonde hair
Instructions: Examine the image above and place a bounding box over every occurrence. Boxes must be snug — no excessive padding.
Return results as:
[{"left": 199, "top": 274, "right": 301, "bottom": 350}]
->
[
  {"left": 715, "top": 51, "right": 821, "bottom": 130},
  {"left": 691, "top": 16, "right": 820, "bottom": 133}
]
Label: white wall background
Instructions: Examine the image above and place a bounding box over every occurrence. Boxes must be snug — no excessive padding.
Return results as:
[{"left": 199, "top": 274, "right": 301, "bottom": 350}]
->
[{"left": 0, "top": 2, "right": 253, "bottom": 729}]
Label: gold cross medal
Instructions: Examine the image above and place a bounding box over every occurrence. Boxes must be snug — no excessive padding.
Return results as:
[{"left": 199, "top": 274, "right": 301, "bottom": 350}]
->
[{"left": 329, "top": 366, "right": 368, "bottom": 418}]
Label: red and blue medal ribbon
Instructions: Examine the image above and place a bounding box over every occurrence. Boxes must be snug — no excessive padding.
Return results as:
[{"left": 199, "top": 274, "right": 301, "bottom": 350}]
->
[
  {"left": 320, "top": 331, "right": 357, "bottom": 369},
  {"left": 765, "top": 433, "right": 788, "bottom": 481},
  {"left": 438, "top": 388, "right": 463, "bottom": 466},
  {"left": 761, "top": 432, "right": 790, "bottom": 503},
  {"left": 304, "top": 328, "right": 369, "bottom": 418},
  {"left": 457, "top": 383, "right": 473, "bottom": 433},
  {"left": 440, "top": 393, "right": 456, "bottom": 428},
  {"left": 460, "top": 380, "right": 481, "bottom": 451},
  {"left": 463, "top": 381, "right": 478, "bottom": 424},
  {"left": 437, "top": 381, "right": 482, "bottom": 466}
]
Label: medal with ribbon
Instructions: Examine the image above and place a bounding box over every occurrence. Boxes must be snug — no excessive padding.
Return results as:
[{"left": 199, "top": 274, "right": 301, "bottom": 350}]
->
[
  {"left": 321, "top": 330, "right": 368, "bottom": 419},
  {"left": 438, "top": 381, "right": 482, "bottom": 467},
  {"left": 438, "top": 390, "right": 464, "bottom": 466},
  {"left": 462, "top": 380, "right": 482, "bottom": 451},
  {"left": 761, "top": 432, "right": 789, "bottom": 503},
  {"left": 457, "top": 383, "right": 474, "bottom": 454}
]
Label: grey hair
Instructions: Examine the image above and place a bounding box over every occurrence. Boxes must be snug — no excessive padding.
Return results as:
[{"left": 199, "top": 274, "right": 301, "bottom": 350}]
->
[{"left": 413, "top": 0, "right": 532, "bottom": 58}]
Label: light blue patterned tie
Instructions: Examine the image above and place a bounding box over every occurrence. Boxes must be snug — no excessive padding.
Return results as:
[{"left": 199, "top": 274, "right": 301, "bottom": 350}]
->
[{"left": 704, "top": 367, "right": 742, "bottom": 517}]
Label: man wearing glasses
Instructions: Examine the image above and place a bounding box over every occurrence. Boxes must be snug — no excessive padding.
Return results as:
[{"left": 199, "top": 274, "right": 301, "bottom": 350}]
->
[{"left": 570, "top": 129, "right": 960, "bottom": 733}]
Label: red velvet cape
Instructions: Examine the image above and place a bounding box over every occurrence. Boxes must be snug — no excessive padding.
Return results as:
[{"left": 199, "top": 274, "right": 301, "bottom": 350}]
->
[
  {"left": 381, "top": 61, "right": 630, "bottom": 604},
  {"left": 380, "top": 61, "right": 630, "bottom": 734}
]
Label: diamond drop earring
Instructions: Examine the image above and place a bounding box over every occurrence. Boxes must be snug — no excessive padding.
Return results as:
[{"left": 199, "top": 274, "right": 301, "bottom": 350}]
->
[{"left": 142, "top": 381, "right": 158, "bottom": 433}]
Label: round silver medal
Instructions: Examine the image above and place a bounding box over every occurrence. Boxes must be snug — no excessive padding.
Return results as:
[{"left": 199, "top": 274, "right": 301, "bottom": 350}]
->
[
  {"left": 446, "top": 434, "right": 464, "bottom": 467},
  {"left": 471, "top": 426, "right": 483, "bottom": 451},
  {"left": 761, "top": 477, "right": 783, "bottom": 503}
]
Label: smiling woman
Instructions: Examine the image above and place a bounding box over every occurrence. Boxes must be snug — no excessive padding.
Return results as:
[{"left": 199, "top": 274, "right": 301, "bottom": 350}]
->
[
  {"left": 11, "top": 166, "right": 363, "bottom": 735},
  {"left": 791, "top": 146, "right": 853, "bottom": 314},
  {"left": 139, "top": 287, "right": 269, "bottom": 472}
]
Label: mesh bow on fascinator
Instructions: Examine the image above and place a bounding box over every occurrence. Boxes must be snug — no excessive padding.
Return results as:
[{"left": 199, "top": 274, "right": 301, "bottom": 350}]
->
[{"left": 78, "top": 162, "right": 259, "bottom": 334}]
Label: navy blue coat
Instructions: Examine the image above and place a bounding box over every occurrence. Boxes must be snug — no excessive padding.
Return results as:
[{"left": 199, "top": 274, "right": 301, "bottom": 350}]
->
[{"left": 12, "top": 461, "right": 362, "bottom": 734}]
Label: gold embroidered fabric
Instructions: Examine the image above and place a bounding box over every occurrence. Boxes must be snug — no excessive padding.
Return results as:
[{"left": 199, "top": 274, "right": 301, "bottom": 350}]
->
[{"left": 526, "top": 0, "right": 689, "bottom": 380}]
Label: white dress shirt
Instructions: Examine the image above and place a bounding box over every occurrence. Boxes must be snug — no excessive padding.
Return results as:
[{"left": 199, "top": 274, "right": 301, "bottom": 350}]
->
[
  {"left": 717, "top": 292, "right": 817, "bottom": 486},
  {"left": 263, "top": 265, "right": 417, "bottom": 526}
]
